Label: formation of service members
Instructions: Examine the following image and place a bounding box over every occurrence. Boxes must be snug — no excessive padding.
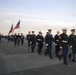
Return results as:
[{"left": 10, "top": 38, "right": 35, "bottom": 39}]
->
[
  {"left": 26, "top": 29, "right": 76, "bottom": 65},
  {"left": 7, "top": 35, "right": 13, "bottom": 42},
  {"left": 13, "top": 33, "right": 24, "bottom": 46},
  {"left": 1, "top": 28, "right": 75, "bottom": 65},
  {"left": 26, "top": 31, "right": 44, "bottom": 54},
  {"left": 7, "top": 33, "right": 24, "bottom": 46}
]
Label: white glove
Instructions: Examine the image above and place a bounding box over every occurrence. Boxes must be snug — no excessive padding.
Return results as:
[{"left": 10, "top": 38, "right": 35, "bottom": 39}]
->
[
  {"left": 43, "top": 42, "right": 45, "bottom": 44},
  {"left": 38, "top": 39, "right": 41, "bottom": 41},
  {"left": 70, "top": 46, "right": 72, "bottom": 48},
  {"left": 55, "top": 43, "right": 57, "bottom": 46},
  {"left": 26, "top": 41, "right": 28, "bottom": 43},
  {"left": 46, "top": 44, "right": 48, "bottom": 46},
  {"left": 30, "top": 42, "right": 32, "bottom": 44},
  {"left": 36, "top": 43, "right": 38, "bottom": 45},
  {"left": 60, "top": 46, "right": 62, "bottom": 49},
  {"left": 53, "top": 42, "right": 55, "bottom": 45}
]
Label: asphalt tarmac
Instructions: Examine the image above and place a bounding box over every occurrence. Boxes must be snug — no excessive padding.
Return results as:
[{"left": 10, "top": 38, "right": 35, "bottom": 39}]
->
[{"left": 0, "top": 38, "right": 76, "bottom": 75}]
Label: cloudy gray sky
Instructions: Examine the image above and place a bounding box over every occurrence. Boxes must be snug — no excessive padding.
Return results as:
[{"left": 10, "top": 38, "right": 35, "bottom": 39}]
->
[{"left": 0, "top": 0, "right": 76, "bottom": 35}]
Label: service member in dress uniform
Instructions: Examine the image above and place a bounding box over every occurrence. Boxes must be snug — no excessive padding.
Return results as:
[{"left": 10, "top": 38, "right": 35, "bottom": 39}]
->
[
  {"left": 68, "top": 29, "right": 76, "bottom": 62},
  {"left": 17, "top": 33, "right": 21, "bottom": 46},
  {"left": 45, "top": 32, "right": 49, "bottom": 55},
  {"left": 13, "top": 33, "right": 17, "bottom": 46},
  {"left": 11, "top": 34, "right": 14, "bottom": 42},
  {"left": 21, "top": 33, "right": 24, "bottom": 46},
  {"left": 7, "top": 35, "right": 10, "bottom": 42},
  {"left": 59, "top": 28, "right": 68, "bottom": 65},
  {"left": 0, "top": 33, "right": 2, "bottom": 42},
  {"left": 26, "top": 31, "right": 31, "bottom": 49},
  {"left": 45, "top": 29, "right": 53, "bottom": 59},
  {"left": 30, "top": 31, "right": 36, "bottom": 52},
  {"left": 54, "top": 31, "right": 60, "bottom": 57},
  {"left": 36, "top": 31, "right": 44, "bottom": 55}
]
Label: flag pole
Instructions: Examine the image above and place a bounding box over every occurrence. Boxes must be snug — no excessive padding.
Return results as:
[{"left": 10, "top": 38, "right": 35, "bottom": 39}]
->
[
  {"left": 18, "top": 27, "right": 20, "bottom": 34},
  {"left": 12, "top": 23, "right": 13, "bottom": 35},
  {"left": 12, "top": 30, "right": 13, "bottom": 35},
  {"left": 18, "top": 19, "right": 20, "bottom": 34}
]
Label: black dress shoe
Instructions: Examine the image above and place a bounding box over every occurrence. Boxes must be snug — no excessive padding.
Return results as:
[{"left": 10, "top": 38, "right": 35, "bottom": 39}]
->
[
  {"left": 56, "top": 55, "right": 58, "bottom": 57},
  {"left": 72, "top": 59, "right": 76, "bottom": 62},
  {"left": 68, "top": 53, "right": 72, "bottom": 59},
  {"left": 64, "top": 62, "right": 68, "bottom": 65},
  {"left": 31, "top": 50, "right": 34, "bottom": 53},
  {"left": 59, "top": 56, "right": 61, "bottom": 60},
  {"left": 50, "top": 57, "right": 53, "bottom": 59},
  {"left": 45, "top": 52, "right": 47, "bottom": 56},
  {"left": 39, "top": 53, "right": 41, "bottom": 55}
]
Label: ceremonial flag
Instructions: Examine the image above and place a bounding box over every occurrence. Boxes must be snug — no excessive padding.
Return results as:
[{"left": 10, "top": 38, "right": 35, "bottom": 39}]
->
[
  {"left": 8, "top": 24, "right": 13, "bottom": 34},
  {"left": 12, "top": 20, "right": 20, "bottom": 32}
]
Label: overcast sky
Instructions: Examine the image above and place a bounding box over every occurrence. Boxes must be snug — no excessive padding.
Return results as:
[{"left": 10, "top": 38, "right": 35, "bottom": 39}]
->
[{"left": 0, "top": 0, "right": 76, "bottom": 35}]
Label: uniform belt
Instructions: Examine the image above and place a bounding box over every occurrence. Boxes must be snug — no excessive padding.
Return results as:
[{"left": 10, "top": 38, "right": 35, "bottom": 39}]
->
[
  {"left": 62, "top": 40, "right": 68, "bottom": 43},
  {"left": 38, "top": 39, "right": 42, "bottom": 41},
  {"left": 56, "top": 40, "right": 59, "bottom": 41},
  {"left": 21, "top": 37, "right": 23, "bottom": 38}
]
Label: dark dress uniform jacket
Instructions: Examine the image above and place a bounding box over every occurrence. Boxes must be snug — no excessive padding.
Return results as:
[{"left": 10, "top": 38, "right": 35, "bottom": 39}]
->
[
  {"left": 30, "top": 34, "right": 36, "bottom": 43},
  {"left": 14, "top": 35, "right": 17, "bottom": 41},
  {"left": 45, "top": 34, "right": 53, "bottom": 47},
  {"left": 36, "top": 35, "right": 44, "bottom": 44},
  {"left": 26, "top": 34, "right": 31, "bottom": 41},
  {"left": 60, "top": 33, "right": 68, "bottom": 49},
  {"left": 54, "top": 34, "right": 60, "bottom": 45},
  {"left": 69, "top": 34, "right": 76, "bottom": 48},
  {"left": 21, "top": 36, "right": 24, "bottom": 40},
  {"left": 17, "top": 35, "right": 21, "bottom": 40}
]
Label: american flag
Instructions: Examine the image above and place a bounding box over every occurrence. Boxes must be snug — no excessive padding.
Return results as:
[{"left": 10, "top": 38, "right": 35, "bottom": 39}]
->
[{"left": 12, "top": 20, "right": 20, "bottom": 32}]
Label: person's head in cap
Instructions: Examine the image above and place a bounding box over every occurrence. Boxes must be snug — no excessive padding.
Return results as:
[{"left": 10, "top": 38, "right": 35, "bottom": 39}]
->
[
  {"left": 71, "top": 29, "right": 75, "bottom": 35},
  {"left": 57, "top": 31, "right": 60, "bottom": 35},
  {"left": 18, "top": 33, "right": 20, "bottom": 35},
  {"left": 14, "top": 33, "right": 17, "bottom": 35},
  {"left": 48, "top": 29, "right": 52, "bottom": 34},
  {"left": 28, "top": 31, "right": 31, "bottom": 34},
  {"left": 39, "top": 31, "right": 42, "bottom": 36},
  {"left": 62, "top": 28, "right": 67, "bottom": 34},
  {"left": 21, "top": 33, "right": 23, "bottom": 36},
  {"left": 46, "top": 32, "right": 49, "bottom": 35},
  {"left": 32, "top": 31, "right": 35, "bottom": 34}
]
